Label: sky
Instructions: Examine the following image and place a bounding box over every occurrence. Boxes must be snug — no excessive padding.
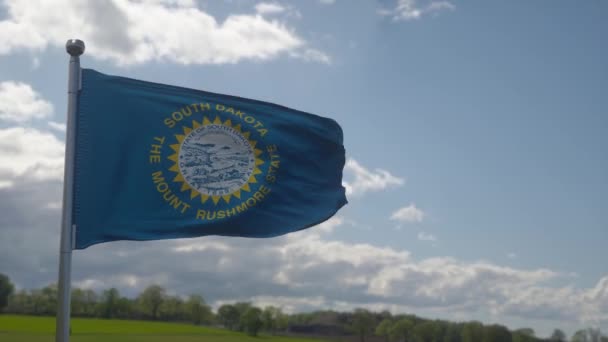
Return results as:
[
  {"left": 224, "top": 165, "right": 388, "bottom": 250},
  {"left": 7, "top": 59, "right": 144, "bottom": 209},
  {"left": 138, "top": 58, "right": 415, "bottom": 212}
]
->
[{"left": 0, "top": 0, "right": 607, "bottom": 338}]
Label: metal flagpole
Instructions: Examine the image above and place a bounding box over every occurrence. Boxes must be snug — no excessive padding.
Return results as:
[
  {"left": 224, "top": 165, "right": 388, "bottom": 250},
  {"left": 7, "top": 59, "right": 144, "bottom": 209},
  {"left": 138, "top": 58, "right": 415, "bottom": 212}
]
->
[{"left": 56, "top": 39, "right": 85, "bottom": 342}]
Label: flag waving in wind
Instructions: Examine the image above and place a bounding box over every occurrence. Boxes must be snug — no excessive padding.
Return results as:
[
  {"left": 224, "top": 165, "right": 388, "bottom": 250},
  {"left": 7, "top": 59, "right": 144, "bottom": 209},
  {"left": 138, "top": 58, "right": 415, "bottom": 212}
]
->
[{"left": 72, "top": 69, "right": 347, "bottom": 249}]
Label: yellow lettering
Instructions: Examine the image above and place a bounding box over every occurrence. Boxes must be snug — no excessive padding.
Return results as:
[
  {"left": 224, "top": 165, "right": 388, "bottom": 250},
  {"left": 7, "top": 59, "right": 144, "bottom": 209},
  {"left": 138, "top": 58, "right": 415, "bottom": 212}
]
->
[
  {"left": 235, "top": 202, "right": 248, "bottom": 213},
  {"left": 169, "top": 195, "right": 181, "bottom": 209},
  {"left": 172, "top": 111, "right": 183, "bottom": 122},
  {"left": 152, "top": 171, "right": 165, "bottom": 184},
  {"left": 164, "top": 118, "right": 175, "bottom": 128},
  {"left": 260, "top": 185, "right": 271, "bottom": 195},
  {"left": 181, "top": 106, "right": 192, "bottom": 117}
]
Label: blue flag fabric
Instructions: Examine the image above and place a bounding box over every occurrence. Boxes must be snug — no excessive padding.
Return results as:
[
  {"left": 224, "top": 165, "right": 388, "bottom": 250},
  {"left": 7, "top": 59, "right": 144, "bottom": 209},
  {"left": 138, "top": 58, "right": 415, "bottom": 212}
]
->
[{"left": 73, "top": 69, "right": 347, "bottom": 249}]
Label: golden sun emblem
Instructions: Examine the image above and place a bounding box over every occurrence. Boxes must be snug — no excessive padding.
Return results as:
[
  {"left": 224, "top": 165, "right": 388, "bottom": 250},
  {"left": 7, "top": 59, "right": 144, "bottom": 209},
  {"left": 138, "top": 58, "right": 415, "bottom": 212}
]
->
[{"left": 168, "top": 116, "right": 264, "bottom": 205}]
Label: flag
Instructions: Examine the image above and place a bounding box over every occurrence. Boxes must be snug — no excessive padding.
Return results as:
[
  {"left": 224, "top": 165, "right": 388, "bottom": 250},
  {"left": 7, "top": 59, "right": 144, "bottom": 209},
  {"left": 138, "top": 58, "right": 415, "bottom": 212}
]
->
[{"left": 72, "top": 69, "right": 347, "bottom": 249}]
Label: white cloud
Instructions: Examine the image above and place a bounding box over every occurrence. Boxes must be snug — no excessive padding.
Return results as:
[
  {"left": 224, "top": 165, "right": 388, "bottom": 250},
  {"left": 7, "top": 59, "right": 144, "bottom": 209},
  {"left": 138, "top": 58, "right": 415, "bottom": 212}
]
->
[
  {"left": 255, "top": 2, "right": 285, "bottom": 15},
  {"left": 47, "top": 121, "right": 67, "bottom": 133},
  {"left": 507, "top": 252, "right": 518, "bottom": 259},
  {"left": 0, "top": 0, "right": 328, "bottom": 65},
  {"left": 0, "top": 81, "right": 53, "bottom": 123},
  {"left": 380, "top": 0, "right": 455, "bottom": 21},
  {"left": 290, "top": 48, "right": 331, "bottom": 64},
  {"left": 319, "top": 0, "right": 335, "bottom": 4},
  {"left": 391, "top": 203, "right": 425, "bottom": 223},
  {"left": 343, "top": 158, "right": 404, "bottom": 197},
  {"left": 417, "top": 231, "right": 436, "bottom": 242},
  {"left": 0, "top": 127, "right": 65, "bottom": 187},
  {"left": 314, "top": 216, "right": 345, "bottom": 234}
]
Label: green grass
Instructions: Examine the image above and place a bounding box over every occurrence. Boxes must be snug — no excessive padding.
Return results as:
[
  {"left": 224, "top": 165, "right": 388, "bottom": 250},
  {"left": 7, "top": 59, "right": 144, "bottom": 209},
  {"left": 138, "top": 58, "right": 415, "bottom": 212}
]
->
[{"left": 0, "top": 315, "right": 326, "bottom": 342}]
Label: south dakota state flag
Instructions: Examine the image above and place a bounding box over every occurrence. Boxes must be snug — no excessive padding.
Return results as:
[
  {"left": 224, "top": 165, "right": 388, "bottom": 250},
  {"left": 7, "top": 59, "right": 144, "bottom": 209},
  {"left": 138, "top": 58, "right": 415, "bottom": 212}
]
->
[{"left": 72, "top": 69, "right": 347, "bottom": 249}]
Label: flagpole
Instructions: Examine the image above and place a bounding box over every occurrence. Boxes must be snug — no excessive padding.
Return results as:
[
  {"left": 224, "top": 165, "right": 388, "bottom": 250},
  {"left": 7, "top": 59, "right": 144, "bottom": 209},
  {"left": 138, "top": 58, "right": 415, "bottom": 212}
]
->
[{"left": 56, "top": 39, "right": 85, "bottom": 342}]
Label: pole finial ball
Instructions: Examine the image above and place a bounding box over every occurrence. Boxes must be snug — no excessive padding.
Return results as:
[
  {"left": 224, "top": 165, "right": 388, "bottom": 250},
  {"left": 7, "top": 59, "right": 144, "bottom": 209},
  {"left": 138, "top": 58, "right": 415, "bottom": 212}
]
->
[{"left": 66, "top": 39, "right": 85, "bottom": 56}]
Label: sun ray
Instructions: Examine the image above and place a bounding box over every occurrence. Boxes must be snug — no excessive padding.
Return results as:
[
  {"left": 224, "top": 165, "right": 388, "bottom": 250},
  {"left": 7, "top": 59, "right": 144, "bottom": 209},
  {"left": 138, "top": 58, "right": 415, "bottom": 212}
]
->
[
  {"left": 212, "top": 195, "right": 221, "bottom": 205},
  {"left": 213, "top": 116, "right": 222, "bottom": 125},
  {"left": 222, "top": 195, "right": 231, "bottom": 204}
]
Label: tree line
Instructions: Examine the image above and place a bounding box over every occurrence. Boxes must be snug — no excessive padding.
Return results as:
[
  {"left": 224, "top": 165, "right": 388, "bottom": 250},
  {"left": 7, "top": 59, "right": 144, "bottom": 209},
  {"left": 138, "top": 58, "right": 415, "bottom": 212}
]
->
[{"left": 0, "top": 273, "right": 606, "bottom": 341}]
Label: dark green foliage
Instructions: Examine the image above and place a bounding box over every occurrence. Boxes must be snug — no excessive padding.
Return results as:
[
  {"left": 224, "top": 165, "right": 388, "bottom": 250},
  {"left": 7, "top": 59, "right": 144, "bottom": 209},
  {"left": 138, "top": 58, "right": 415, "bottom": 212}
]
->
[
  {"left": 482, "top": 324, "right": 511, "bottom": 342},
  {"left": 549, "top": 329, "right": 566, "bottom": 341},
  {"left": 351, "top": 308, "right": 374, "bottom": 342},
  {"left": 217, "top": 304, "right": 240, "bottom": 330},
  {"left": 0, "top": 273, "right": 14, "bottom": 311},
  {"left": 242, "top": 307, "right": 263, "bottom": 336},
  {"left": 375, "top": 318, "right": 392, "bottom": 342},
  {"left": 138, "top": 285, "right": 165, "bottom": 320}
]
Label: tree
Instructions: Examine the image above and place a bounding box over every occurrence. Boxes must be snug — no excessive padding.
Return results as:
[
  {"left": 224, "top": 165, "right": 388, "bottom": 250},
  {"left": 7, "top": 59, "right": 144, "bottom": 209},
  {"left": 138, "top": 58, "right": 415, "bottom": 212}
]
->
[
  {"left": 185, "top": 295, "right": 212, "bottom": 325},
  {"left": 351, "top": 308, "right": 375, "bottom": 342},
  {"left": 389, "top": 318, "right": 413, "bottom": 342},
  {"left": 0, "top": 273, "right": 14, "bottom": 312},
  {"left": 261, "top": 306, "right": 285, "bottom": 334},
  {"left": 481, "top": 324, "right": 511, "bottom": 342},
  {"left": 512, "top": 328, "right": 536, "bottom": 342},
  {"left": 99, "top": 288, "right": 121, "bottom": 318},
  {"left": 242, "top": 307, "right": 263, "bottom": 336},
  {"left": 375, "top": 318, "right": 393, "bottom": 342},
  {"left": 460, "top": 322, "right": 483, "bottom": 342},
  {"left": 217, "top": 304, "right": 240, "bottom": 330},
  {"left": 234, "top": 302, "right": 253, "bottom": 331},
  {"left": 159, "top": 295, "right": 184, "bottom": 321},
  {"left": 572, "top": 330, "right": 588, "bottom": 342},
  {"left": 138, "top": 285, "right": 165, "bottom": 319},
  {"left": 443, "top": 323, "right": 461, "bottom": 342},
  {"left": 275, "top": 309, "right": 289, "bottom": 333},
  {"left": 549, "top": 329, "right": 566, "bottom": 341},
  {"left": 412, "top": 321, "right": 438, "bottom": 342}
]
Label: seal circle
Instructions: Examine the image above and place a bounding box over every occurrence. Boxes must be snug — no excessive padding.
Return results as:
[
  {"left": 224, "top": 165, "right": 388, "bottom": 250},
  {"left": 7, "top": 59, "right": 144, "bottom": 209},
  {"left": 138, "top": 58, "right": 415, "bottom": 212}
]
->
[{"left": 179, "top": 124, "right": 255, "bottom": 197}]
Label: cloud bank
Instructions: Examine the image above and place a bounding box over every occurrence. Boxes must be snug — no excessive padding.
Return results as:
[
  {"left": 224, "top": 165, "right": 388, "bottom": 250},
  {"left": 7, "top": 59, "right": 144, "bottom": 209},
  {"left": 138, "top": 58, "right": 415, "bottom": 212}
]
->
[{"left": 0, "top": 0, "right": 328, "bottom": 65}]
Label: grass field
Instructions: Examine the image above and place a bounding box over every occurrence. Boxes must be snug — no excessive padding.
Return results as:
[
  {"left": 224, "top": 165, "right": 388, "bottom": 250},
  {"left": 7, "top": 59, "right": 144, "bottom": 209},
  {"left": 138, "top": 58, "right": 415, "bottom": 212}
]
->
[{"left": 0, "top": 315, "right": 327, "bottom": 342}]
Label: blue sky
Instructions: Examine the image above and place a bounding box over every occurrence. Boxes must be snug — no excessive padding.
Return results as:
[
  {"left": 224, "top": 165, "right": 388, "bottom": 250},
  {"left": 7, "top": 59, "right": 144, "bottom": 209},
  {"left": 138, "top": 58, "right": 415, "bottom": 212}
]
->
[{"left": 0, "top": 0, "right": 607, "bottom": 338}]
